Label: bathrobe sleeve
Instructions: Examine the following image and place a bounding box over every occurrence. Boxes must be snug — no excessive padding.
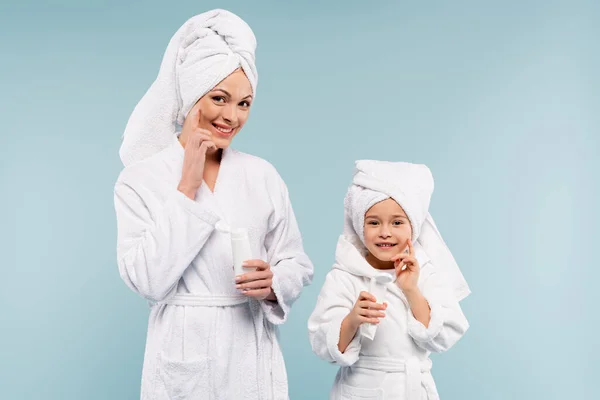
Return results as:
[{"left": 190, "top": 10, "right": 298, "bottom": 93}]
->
[
  {"left": 308, "top": 269, "right": 362, "bottom": 366},
  {"left": 114, "top": 175, "right": 221, "bottom": 302},
  {"left": 260, "top": 168, "right": 314, "bottom": 324},
  {"left": 406, "top": 265, "right": 470, "bottom": 353}
]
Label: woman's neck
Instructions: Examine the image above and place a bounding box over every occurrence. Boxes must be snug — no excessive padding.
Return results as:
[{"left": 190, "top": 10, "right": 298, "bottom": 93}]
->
[
  {"left": 205, "top": 148, "right": 223, "bottom": 164},
  {"left": 365, "top": 252, "right": 395, "bottom": 270}
]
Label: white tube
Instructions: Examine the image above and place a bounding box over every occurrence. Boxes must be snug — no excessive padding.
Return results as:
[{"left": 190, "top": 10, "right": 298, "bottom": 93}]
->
[
  {"left": 360, "top": 273, "right": 395, "bottom": 340},
  {"left": 231, "top": 228, "right": 253, "bottom": 277}
]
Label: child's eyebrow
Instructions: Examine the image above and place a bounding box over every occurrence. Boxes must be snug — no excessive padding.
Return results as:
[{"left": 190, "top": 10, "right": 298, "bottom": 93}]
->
[{"left": 365, "top": 215, "right": 408, "bottom": 219}]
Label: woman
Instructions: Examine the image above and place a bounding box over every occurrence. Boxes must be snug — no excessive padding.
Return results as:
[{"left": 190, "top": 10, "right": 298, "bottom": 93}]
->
[{"left": 114, "top": 9, "right": 314, "bottom": 400}]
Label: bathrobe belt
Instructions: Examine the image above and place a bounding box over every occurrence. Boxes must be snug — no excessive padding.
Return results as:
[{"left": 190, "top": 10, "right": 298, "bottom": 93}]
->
[
  {"left": 159, "top": 293, "right": 249, "bottom": 307},
  {"left": 354, "top": 356, "right": 432, "bottom": 400}
]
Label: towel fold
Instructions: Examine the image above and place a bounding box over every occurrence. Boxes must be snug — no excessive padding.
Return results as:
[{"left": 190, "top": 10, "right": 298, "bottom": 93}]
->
[{"left": 343, "top": 160, "right": 471, "bottom": 301}]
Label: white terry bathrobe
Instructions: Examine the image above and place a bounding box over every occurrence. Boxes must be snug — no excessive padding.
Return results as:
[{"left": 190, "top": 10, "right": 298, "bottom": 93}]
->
[
  {"left": 114, "top": 10, "right": 313, "bottom": 400},
  {"left": 308, "top": 161, "right": 470, "bottom": 400}
]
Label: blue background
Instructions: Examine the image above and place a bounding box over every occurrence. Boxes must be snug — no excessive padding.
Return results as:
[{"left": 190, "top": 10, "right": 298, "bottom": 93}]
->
[{"left": 1, "top": 0, "right": 597, "bottom": 398}]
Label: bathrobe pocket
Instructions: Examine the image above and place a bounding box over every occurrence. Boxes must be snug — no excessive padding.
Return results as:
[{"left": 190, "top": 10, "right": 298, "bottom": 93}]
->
[
  {"left": 156, "top": 352, "right": 209, "bottom": 400},
  {"left": 340, "top": 383, "right": 384, "bottom": 399}
]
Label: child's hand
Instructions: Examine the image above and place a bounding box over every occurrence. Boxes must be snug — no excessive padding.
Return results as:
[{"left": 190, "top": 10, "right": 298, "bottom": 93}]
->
[
  {"left": 347, "top": 291, "right": 387, "bottom": 329},
  {"left": 392, "top": 239, "right": 420, "bottom": 293}
]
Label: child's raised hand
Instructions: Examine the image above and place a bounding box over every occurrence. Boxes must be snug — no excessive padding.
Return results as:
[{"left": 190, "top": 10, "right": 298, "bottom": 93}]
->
[
  {"left": 347, "top": 291, "right": 387, "bottom": 329},
  {"left": 392, "top": 239, "right": 420, "bottom": 293}
]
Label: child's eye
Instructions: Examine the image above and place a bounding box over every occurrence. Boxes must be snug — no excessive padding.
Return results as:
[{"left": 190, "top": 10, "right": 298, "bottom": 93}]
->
[
  {"left": 367, "top": 221, "right": 378, "bottom": 226},
  {"left": 393, "top": 220, "right": 404, "bottom": 226},
  {"left": 212, "top": 96, "right": 226, "bottom": 103}
]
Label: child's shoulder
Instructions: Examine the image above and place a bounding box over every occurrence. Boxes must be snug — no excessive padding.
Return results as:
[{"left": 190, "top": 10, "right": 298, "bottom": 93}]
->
[
  {"left": 324, "top": 266, "right": 364, "bottom": 291},
  {"left": 328, "top": 265, "right": 357, "bottom": 278}
]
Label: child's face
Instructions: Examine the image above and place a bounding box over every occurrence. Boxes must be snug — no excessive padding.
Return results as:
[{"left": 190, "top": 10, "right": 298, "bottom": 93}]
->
[{"left": 363, "top": 198, "right": 412, "bottom": 262}]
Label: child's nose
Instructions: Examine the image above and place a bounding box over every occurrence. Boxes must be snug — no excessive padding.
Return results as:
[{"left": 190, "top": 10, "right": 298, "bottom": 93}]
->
[{"left": 379, "top": 226, "right": 391, "bottom": 238}]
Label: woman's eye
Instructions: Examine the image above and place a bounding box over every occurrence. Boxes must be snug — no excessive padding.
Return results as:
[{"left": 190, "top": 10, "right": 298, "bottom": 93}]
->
[
  {"left": 239, "top": 100, "right": 251, "bottom": 107},
  {"left": 213, "top": 96, "right": 226, "bottom": 103}
]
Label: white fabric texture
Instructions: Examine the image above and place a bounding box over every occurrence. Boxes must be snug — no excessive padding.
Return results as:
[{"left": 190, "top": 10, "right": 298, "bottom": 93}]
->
[
  {"left": 119, "top": 9, "right": 258, "bottom": 167},
  {"left": 343, "top": 160, "right": 471, "bottom": 302},
  {"left": 114, "top": 136, "right": 313, "bottom": 399},
  {"left": 308, "top": 235, "right": 469, "bottom": 400},
  {"left": 343, "top": 185, "right": 388, "bottom": 254}
]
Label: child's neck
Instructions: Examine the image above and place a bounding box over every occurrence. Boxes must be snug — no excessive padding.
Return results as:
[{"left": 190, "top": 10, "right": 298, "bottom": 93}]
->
[{"left": 365, "top": 252, "right": 395, "bottom": 270}]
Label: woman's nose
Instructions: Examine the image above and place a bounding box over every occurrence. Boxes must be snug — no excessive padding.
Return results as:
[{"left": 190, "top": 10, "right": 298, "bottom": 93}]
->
[{"left": 221, "top": 104, "right": 238, "bottom": 125}]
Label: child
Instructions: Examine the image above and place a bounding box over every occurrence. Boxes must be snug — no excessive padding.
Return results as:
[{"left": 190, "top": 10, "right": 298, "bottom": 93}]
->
[{"left": 308, "top": 160, "right": 471, "bottom": 400}]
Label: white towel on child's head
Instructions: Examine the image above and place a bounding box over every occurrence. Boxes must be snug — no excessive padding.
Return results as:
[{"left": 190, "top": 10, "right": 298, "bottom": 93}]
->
[
  {"left": 119, "top": 9, "right": 258, "bottom": 167},
  {"left": 343, "top": 185, "right": 388, "bottom": 253},
  {"left": 343, "top": 160, "right": 471, "bottom": 301}
]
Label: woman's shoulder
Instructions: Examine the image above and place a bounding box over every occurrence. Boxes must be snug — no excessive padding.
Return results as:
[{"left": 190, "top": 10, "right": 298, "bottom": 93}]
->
[
  {"left": 230, "top": 148, "right": 277, "bottom": 171},
  {"left": 229, "top": 148, "right": 284, "bottom": 183},
  {"left": 115, "top": 145, "right": 177, "bottom": 188}
]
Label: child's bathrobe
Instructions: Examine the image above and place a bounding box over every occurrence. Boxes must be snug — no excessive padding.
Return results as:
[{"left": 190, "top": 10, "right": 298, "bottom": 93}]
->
[
  {"left": 308, "top": 235, "right": 469, "bottom": 400},
  {"left": 114, "top": 136, "right": 314, "bottom": 400}
]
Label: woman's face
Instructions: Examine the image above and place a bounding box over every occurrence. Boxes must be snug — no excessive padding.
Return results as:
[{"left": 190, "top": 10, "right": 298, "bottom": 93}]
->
[{"left": 193, "top": 68, "right": 253, "bottom": 148}]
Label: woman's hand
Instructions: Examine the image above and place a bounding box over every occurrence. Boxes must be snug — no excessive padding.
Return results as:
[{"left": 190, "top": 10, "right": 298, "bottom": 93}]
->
[
  {"left": 177, "top": 105, "right": 217, "bottom": 199},
  {"left": 235, "top": 260, "right": 276, "bottom": 301}
]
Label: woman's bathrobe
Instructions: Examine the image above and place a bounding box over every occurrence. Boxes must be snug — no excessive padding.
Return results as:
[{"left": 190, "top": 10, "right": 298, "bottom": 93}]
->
[{"left": 114, "top": 136, "right": 314, "bottom": 400}]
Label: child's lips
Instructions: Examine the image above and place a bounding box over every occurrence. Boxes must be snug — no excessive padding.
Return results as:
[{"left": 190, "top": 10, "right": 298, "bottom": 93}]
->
[{"left": 376, "top": 243, "right": 397, "bottom": 250}]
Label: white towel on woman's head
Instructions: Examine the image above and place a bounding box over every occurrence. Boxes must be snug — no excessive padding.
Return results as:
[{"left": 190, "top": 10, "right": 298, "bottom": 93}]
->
[
  {"left": 343, "top": 160, "right": 471, "bottom": 301},
  {"left": 119, "top": 9, "right": 258, "bottom": 167}
]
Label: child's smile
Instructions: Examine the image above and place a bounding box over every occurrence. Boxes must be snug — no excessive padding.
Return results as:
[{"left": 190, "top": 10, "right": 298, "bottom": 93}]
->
[{"left": 363, "top": 198, "right": 412, "bottom": 268}]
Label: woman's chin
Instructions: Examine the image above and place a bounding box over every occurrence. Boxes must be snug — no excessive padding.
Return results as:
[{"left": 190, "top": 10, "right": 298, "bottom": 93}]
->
[{"left": 211, "top": 136, "right": 234, "bottom": 149}]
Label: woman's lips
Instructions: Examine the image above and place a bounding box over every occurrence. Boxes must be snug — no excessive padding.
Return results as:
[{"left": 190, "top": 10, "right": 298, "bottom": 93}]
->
[{"left": 212, "top": 122, "right": 235, "bottom": 137}]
